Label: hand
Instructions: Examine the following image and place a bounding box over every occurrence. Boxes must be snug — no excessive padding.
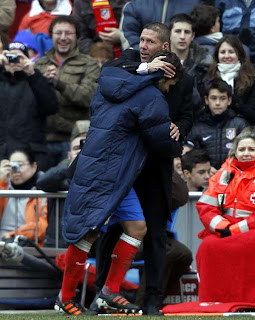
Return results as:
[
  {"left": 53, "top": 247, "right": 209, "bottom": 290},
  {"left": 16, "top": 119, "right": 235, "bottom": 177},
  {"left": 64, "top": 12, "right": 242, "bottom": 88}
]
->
[
  {"left": 44, "top": 65, "right": 59, "bottom": 86},
  {"left": 170, "top": 123, "right": 180, "bottom": 141},
  {"left": 216, "top": 226, "right": 231, "bottom": 238},
  {"left": 0, "top": 160, "right": 11, "bottom": 181},
  {"left": 99, "top": 27, "right": 121, "bottom": 44},
  {"left": 0, "top": 51, "right": 9, "bottom": 66},
  {"left": 19, "top": 52, "right": 35, "bottom": 76},
  {"left": 148, "top": 56, "right": 176, "bottom": 78}
]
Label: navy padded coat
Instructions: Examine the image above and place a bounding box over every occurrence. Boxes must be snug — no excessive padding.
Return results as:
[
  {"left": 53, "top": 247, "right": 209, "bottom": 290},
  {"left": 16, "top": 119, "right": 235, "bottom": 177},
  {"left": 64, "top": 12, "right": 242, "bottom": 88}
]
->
[{"left": 62, "top": 67, "right": 182, "bottom": 243}]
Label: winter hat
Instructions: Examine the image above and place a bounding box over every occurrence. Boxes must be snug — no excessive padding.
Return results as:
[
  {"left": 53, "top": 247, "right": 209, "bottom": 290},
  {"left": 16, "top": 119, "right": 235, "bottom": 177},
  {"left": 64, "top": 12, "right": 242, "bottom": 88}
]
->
[
  {"left": 7, "top": 41, "right": 29, "bottom": 57},
  {"left": 14, "top": 30, "right": 39, "bottom": 53},
  {"left": 70, "top": 120, "right": 90, "bottom": 141}
]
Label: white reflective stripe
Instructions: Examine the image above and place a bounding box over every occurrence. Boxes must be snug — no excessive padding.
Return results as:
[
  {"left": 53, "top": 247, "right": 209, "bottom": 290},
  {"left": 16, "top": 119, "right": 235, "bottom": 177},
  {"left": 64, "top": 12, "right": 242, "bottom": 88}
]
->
[
  {"left": 238, "top": 220, "right": 249, "bottom": 233},
  {"left": 199, "top": 195, "right": 218, "bottom": 206},
  {"left": 236, "top": 209, "right": 252, "bottom": 218},
  {"left": 210, "top": 215, "right": 224, "bottom": 232},
  {"left": 224, "top": 208, "right": 234, "bottom": 217},
  {"left": 219, "top": 170, "right": 229, "bottom": 185}
]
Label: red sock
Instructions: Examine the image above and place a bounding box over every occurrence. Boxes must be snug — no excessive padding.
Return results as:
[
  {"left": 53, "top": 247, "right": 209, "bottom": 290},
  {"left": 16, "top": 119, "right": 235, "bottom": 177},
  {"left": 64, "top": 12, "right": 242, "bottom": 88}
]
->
[
  {"left": 61, "top": 244, "right": 88, "bottom": 302},
  {"left": 104, "top": 235, "right": 139, "bottom": 294}
]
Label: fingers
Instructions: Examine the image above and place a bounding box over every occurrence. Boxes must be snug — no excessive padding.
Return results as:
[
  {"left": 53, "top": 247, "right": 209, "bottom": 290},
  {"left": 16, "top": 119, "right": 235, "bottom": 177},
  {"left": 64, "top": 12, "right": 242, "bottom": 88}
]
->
[
  {"left": 170, "top": 123, "right": 180, "bottom": 141},
  {"left": 148, "top": 57, "right": 176, "bottom": 77}
]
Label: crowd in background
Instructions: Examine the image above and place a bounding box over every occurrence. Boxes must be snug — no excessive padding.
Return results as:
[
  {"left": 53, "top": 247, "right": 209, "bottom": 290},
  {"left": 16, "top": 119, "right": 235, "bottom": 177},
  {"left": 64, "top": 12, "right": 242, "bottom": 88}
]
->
[{"left": 0, "top": 0, "right": 255, "bottom": 312}]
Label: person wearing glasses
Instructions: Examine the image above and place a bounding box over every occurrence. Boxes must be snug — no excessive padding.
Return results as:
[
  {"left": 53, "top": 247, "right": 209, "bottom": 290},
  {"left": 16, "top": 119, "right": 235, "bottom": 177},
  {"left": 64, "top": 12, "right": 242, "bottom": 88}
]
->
[
  {"left": 0, "top": 146, "right": 47, "bottom": 246},
  {"left": 35, "top": 15, "right": 100, "bottom": 167}
]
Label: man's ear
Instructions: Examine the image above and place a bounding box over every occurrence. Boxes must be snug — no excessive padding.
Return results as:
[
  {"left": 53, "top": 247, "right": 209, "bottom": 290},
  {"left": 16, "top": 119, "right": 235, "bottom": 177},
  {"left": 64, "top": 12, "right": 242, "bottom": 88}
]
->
[
  {"left": 228, "top": 96, "right": 232, "bottom": 106},
  {"left": 183, "top": 169, "right": 191, "bottom": 179},
  {"left": 204, "top": 96, "right": 209, "bottom": 105},
  {"left": 162, "top": 42, "right": 169, "bottom": 51},
  {"left": 191, "top": 32, "right": 195, "bottom": 41}
]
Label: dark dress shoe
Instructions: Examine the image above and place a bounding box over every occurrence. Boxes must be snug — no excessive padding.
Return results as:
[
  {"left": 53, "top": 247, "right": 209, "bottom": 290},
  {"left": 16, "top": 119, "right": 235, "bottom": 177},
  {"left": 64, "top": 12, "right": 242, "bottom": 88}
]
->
[{"left": 143, "top": 304, "right": 163, "bottom": 316}]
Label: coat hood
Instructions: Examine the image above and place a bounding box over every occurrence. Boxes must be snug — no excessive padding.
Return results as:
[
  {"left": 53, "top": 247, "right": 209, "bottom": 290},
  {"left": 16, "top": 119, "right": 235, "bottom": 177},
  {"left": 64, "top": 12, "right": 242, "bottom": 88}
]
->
[{"left": 99, "top": 67, "right": 164, "bottom": 102}]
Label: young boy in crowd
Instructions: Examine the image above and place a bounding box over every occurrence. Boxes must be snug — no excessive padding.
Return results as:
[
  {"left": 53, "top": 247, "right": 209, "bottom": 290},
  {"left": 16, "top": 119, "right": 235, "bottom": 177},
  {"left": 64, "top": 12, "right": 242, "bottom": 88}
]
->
[
  {"left": 181, "top": 148, "right": 211, "bottom": 192},
  {"left": 187, "top": 78, "right": 248, "bottom": 169}
]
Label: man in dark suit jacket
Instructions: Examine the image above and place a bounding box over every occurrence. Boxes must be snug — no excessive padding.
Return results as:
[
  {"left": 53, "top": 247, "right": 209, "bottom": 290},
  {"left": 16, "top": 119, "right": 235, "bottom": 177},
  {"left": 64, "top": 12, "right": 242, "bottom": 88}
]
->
[{"left": 94, "top": 22, "right": 193, "bottom": 315}]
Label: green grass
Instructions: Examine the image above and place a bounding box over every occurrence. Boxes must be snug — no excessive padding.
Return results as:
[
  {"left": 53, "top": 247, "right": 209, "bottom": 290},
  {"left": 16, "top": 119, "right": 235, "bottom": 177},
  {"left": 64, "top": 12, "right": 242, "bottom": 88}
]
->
[{"left": 0, "top": 314, "right": 252, "bottom": 320}]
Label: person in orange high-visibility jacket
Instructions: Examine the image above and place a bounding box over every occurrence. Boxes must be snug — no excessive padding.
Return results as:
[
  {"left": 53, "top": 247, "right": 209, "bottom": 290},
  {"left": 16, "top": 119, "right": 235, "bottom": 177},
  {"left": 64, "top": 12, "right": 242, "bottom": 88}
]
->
[
  {"left": 196, "top": 126, "right": 255, "bottom": 303},
  {"left": 0, "top": 147, "right": 47, "bottom": 246},
  {"left": 196, "top": 126, "right": 255, "bottom": 240}
]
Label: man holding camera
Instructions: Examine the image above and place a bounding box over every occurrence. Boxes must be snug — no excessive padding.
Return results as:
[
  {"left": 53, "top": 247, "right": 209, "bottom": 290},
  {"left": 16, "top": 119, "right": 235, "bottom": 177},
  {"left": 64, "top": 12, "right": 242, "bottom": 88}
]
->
[{"left": 0, "top": 41, "right": 58, "bottom": 171}]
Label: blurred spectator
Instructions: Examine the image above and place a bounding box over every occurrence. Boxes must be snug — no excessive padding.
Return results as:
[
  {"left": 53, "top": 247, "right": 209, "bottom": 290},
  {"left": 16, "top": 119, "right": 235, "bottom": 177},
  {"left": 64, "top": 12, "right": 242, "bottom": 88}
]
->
[
  {"left": 0, "top": 146, "right": 47, "bottom": 246},
  {"left": 190, "top": 4, "right": 221, "bottom": 55},
  {"left": 0, "top": 41, "right": 58, "bottom": 171},
  {"left": 0, "top": 30, "right": 9, "bottom": 54},
  {"left": 14, "top": 29, "right": 40, "bottom": 63},
  {"left": 188, "top": 79, "right": 248, "bottom": 169},
  {"left": 191, "top": 4, "right": 250, "bottom": 58},
  {"left": 74, "top": 0, "right": 128, "bottom": 56},
  {"left": 206, "top": 34, "right": 255, "bottom": 125},
  {"left": 18, "top": 0, "right": 72, "bottom": 35},
  {"left": 181, "top": 148, "right": 211, "bottom": 191},
  {"left": 35, "top": 16, "right": 100, "bottom": 167},
  {"left": 0, "top": 0, "right": 16, "bottom": 35},
  {"left": 215, "top": 0, "right": 255, "bottom": 65},
  {"left": 120, "top": 0, "right": 212, "bottom": 50},
  {"left": 173, "top": 140, "right": 196, "bottom": 179},
  {"left": 88, "top": 42, "right": 114, "bottom": 68},
  {"left": 37, "top": 120, "right": 90, "bottom": 248},
  {"left": 169, "top": 13, "right": 213, "bottom": 96},
  {"left": 8, "top": 1, "right": 32, "bottom": 41}
]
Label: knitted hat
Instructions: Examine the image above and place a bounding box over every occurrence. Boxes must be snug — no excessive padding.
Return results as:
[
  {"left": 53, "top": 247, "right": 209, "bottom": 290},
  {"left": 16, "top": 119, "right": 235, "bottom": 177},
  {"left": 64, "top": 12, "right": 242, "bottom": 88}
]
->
[
  {"left": 70, "top": 120, "right": 90, "bottom": 141},
  {"left": 14, "top": 30, "right": 39, "bottom": 53},
  {"left": 7, "top": 41, "right": 29, "bottom": 57}
]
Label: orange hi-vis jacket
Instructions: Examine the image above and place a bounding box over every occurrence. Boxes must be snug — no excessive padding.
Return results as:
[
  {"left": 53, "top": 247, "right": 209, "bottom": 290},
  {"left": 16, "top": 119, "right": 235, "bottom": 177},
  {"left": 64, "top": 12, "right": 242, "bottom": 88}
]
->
[
  {"left": 0, "top": 178, "right": 48, "bottom": 246},
  {"left": 196, "top": 158, "right": 255, "bottom": 239}
]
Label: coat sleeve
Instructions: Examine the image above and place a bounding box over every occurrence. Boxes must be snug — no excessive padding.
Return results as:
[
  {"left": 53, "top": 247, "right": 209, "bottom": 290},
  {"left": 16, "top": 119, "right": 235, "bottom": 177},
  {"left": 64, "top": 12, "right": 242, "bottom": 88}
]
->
[
  {"left": 0, "top": 0, "right": 16, "bottom": 31},
  {"left": 138, "top": 95, "right": 182, "bottom": 158},
  {"left": 36, "top": 164, "right": 70, "bottom": 192},
  {"left": 103, "top": 49, "right": 141, "bottom": 73},
  {"left": 119, "top": 1, "right": 142, "bottom": 50},
  {"left": 232, "top": 82, "right": 255, "bottom": 125},
  {"left": 173, "top": 74, "right": 194, "bottom": 140},
  {"left": 73, "top": 0, "right": 95, "bottom": 54},
  {"left": 55, "top": 59, "right": 100, "bottom": 108},
  {"left": 8, "top": 198, "right": 48, "bottom": 243},
  {"left": 196, "top": 171, "right": 231, "bottom": 235},
  {"left": 27, "top": 69, "right": 59, "bottom": 116},
  {"left": 0, "top": 178, "right": 9, "bottom": 221}
]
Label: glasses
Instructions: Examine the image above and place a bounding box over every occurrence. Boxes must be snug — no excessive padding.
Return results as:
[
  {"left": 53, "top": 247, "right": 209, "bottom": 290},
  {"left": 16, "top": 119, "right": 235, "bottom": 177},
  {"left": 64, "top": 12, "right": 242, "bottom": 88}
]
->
[{"left": 52, "top": 31, "right": 76, "bottom": 37}]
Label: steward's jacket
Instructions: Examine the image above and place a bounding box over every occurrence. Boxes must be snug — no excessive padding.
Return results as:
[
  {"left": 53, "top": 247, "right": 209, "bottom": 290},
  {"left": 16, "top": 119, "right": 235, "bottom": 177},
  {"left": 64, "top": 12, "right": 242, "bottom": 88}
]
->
[
  {"left": 35, "top": 48, "right": 100, "bottom": 141},
  {"left": 0, "top": 179, "right": 48, "bottom": 246},
  {"left": 197, "top": 158, "right": 255, "bottom": 239},
  {"left": 62, "top": 67, "right": 182, "bottom": 243},
  {"left": 187, "top": 108, "right": 248, "bottom": 169}
]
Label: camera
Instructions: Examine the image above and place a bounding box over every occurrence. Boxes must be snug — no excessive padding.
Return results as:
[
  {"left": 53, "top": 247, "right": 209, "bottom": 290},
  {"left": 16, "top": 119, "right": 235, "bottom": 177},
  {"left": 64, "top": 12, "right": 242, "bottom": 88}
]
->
[
  {"left": 10, "top": 162, "right": 20, "bottom": 172},
  {"left": 6, "top": 53, "right": 20, "bottom": 64},
  {"left": 80, "top": 138, "right": 86, "bottom": 149}
]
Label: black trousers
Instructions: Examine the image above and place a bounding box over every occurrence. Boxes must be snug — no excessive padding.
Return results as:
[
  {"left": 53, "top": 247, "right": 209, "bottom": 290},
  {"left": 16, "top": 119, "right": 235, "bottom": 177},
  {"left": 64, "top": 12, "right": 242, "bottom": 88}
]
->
[{"left": 95, "top": 156, "right": 173, "bottom": 307}]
